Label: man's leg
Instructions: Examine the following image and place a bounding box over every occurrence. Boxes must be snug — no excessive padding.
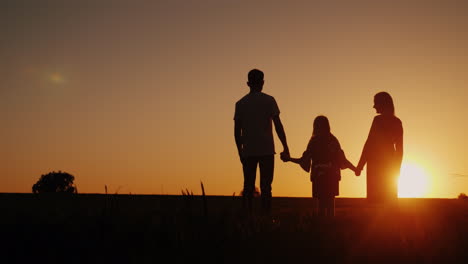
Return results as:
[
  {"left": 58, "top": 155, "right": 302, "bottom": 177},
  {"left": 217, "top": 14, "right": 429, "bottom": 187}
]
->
[
  {"left": 326, "top": 196, "right": 335, "bottom": 217},
  {"left": 242, "top": 156, "right": 258, "bottom": 214},
  {"left": 259, "top": 155, "right": 274, "bottom": 215},
  {"left": 318, "top": 198, "right": 326, "bottom": 217}
]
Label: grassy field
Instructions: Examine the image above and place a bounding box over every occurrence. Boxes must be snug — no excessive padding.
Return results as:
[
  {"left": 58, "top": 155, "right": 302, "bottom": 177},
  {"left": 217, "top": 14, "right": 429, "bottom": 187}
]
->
[{"left": 1, "top": 193, "right": 467, "bottom": 263}]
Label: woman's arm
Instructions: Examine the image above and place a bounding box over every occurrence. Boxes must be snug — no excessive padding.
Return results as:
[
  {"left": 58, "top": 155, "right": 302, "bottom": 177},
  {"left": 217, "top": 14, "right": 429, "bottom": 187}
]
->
[{"left": 357, "top": 117, "right": 378, "bottom": 173}]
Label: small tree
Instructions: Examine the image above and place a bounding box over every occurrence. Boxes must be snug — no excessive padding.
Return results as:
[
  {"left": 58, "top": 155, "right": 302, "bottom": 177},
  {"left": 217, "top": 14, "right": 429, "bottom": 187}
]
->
[{"left": 32, "top": 171, "right": 77, "bottom": 194}]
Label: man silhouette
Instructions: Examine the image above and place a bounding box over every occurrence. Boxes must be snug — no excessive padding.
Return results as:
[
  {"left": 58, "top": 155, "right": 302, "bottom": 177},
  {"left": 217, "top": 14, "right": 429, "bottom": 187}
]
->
[{"left": 234, "top": 69, "right": 289, "bottom": 215}]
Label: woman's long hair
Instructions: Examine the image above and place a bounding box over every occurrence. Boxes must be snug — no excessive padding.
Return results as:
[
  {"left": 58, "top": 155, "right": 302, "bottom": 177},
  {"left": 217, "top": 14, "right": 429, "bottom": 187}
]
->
[{"left": 374, "top": 92, "right": 395, "bottom": 115}]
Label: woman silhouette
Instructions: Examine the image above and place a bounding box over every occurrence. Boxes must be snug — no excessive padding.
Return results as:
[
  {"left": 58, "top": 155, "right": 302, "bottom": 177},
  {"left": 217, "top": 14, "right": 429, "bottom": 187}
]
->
[{"left": 356, "top": 92, "right": 403, "bottom": 203}]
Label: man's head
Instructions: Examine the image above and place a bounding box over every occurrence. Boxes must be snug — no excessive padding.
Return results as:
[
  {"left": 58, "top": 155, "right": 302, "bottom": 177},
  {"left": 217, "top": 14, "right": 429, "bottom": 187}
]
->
[{"left": 247, "top": 69, "right": 264, "bottom": 92}]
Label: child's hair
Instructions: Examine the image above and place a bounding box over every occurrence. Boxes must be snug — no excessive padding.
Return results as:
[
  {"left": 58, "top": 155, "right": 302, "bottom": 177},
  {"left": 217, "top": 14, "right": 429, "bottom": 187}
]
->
[{"left": 312, "top": 115, "right": 331, "bottom": 138}]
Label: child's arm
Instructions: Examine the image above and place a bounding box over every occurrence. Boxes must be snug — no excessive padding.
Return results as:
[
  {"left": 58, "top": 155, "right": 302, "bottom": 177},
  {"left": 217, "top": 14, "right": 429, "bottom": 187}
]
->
[
  {"left": 281, "top": 151, "right": 304, "bottom": 164},
  {"left": 286, "top": 157, "right": 302, "bottom": 164},
  {"left": 338, "top": 150, "right": 359, "bottom": 175},
  {"left": 281, "top": 152, "right": 311, "bottom": 173},
  {"left": 342, "top": 158, "right": 358, "bottom": 173},
  {"left": 280, "top": 153, "right": 303, "bottom": 164}
]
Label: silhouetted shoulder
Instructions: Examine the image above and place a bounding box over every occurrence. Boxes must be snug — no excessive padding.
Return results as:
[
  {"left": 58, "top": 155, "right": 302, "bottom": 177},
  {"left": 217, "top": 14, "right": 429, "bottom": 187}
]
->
[
  {"left": 234, "top": 92, "right": 279, "bottom": 121},
  {"left": 394, "top": 116, "right": 402, "bottom": 125},
  {"left": 373, "top": 115, "right": 402, "bottom": 125},
  {"left": 330, "top": 134, "right": 340, "bottom": 145},
  {"left": 371, "top": 115, "right": 403, "bottom": 140},
  {"left": 236, "top": 92, "right": 275, "bottom": 104},
  {"left": 260, "top": 92, "right": 276, "bottom": 101}
]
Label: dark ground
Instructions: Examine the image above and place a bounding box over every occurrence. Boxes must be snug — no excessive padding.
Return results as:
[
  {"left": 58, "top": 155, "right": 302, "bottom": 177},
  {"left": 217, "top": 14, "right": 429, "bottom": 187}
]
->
[{"left": 1, "top": 193, "right": 467, "bottom": 263}]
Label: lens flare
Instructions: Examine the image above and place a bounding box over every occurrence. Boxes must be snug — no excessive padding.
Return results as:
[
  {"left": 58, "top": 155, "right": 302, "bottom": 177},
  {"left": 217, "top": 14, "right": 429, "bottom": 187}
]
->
[{"left": 49, "top": 72, "right": 65, "bottom": 84}]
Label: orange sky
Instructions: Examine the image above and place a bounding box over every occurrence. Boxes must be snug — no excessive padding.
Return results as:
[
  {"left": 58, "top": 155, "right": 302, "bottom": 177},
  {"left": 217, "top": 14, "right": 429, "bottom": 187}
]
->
[{"left": 1, "top": 0, "right": 467, "bottom": 197}]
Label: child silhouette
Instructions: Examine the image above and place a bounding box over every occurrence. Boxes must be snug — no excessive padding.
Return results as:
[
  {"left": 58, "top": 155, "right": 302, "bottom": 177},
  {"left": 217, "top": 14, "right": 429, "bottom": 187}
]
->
[{"left": 282, "top": 116, "right": 357, "bottom": 217}]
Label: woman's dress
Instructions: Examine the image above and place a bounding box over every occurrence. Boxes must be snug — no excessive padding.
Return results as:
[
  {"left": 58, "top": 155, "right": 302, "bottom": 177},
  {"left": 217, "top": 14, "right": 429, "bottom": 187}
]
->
[{"left": 360, "top": 114, "right": 403, "bottom": 202}]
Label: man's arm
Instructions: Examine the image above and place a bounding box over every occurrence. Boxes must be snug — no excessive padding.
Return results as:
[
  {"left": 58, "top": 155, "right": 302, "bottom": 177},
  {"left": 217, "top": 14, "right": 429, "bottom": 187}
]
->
[
  {"left": 234, "top": 119, "right": 243, "bottom": 162},
  {"left": 272, "top": 115, "right": 289, "bottom": 155}
]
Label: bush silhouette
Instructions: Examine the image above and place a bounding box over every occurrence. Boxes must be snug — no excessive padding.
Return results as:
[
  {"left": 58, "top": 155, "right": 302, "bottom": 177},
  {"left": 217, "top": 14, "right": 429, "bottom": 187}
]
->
[{"left": 32, "top": 171, "right": 78, "bottom": 194}]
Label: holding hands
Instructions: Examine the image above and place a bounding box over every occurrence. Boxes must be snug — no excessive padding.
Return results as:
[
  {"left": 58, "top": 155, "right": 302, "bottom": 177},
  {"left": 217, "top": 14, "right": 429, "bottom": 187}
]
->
[
  {"left": 355, "top": 167, "right": 362, "bottom": 176},
  {"left": 280, "top": 151, "right": 290, "bottom": 162},
  {"left": 281, "top": 148, "right": 362, "bottom": 178},
  {"left": 346, "top": 163, "right": 362, "bottom": 177},
  {"left": 346, "top": 163, "right": 360, "bottom": 177}
]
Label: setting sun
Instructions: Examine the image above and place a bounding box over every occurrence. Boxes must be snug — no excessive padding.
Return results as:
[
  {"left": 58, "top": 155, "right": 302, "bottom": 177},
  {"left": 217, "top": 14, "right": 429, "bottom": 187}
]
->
[{"left": 398, "top": 162, "right": 430, "bottom": 198}]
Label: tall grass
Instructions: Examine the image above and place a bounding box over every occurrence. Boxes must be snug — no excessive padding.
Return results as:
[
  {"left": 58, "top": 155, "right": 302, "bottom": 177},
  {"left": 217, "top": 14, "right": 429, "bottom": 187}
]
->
[{"left": 1, "top": 195, "right": 467, "bottom": 263}]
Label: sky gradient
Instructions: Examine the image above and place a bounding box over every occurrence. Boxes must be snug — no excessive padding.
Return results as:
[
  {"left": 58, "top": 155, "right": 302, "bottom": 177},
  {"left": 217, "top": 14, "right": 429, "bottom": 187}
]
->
[{"left": 2, "top": 0, "right": 468, "bottom": 197}]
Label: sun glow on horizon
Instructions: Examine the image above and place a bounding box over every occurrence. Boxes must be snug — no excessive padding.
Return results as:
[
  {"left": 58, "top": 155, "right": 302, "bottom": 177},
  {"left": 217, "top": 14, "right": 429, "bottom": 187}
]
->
[{"left": 398, "top": 162, "right": 430, "bottom": 198}]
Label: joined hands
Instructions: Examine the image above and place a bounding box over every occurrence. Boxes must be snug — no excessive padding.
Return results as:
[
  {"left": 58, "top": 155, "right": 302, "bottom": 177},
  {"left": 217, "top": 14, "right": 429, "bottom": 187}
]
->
[
  {"left": 280, "top": 151, "right": 290, "bottom": 162},
  {"left": 354, "top": 167, "right": 362, "bottom": 176}
]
